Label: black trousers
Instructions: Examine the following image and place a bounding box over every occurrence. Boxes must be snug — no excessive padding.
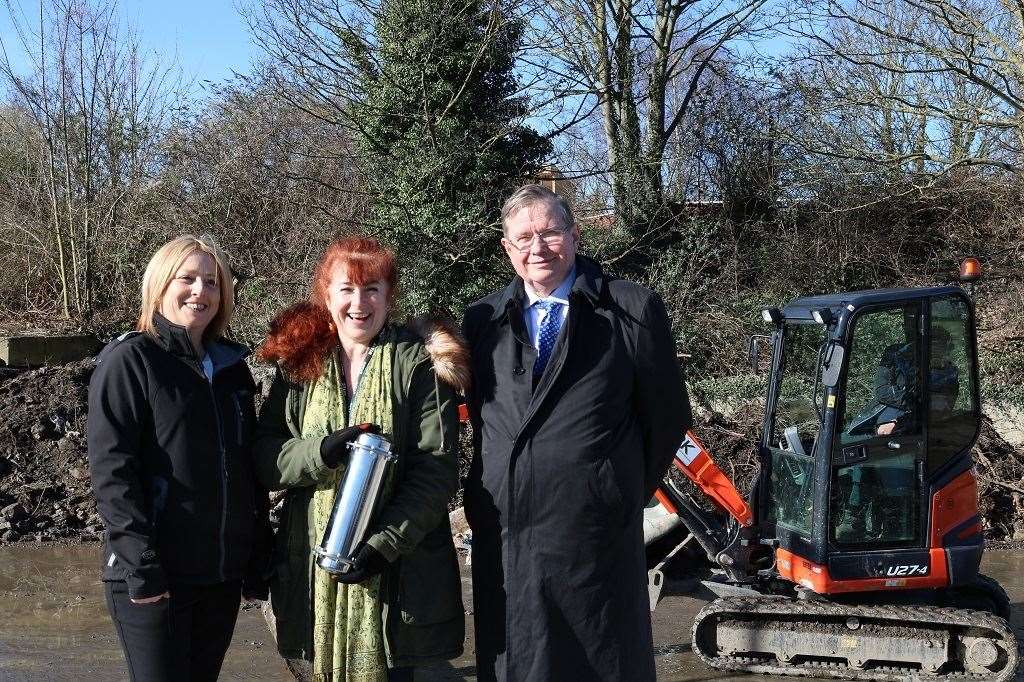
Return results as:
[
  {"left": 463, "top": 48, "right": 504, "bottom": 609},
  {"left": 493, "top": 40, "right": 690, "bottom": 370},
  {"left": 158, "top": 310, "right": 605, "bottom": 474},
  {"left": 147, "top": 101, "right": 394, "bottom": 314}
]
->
[{"left": 104, "top": 579, "right": 242, "bottom": 682}]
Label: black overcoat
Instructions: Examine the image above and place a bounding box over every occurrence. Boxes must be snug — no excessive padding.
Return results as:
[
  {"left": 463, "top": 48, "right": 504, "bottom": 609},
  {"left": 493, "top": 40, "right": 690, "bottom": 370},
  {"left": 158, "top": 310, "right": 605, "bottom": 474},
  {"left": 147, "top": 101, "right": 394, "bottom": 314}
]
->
[{"left": 462, "top": 255, "right": 692, "bottom": 682}]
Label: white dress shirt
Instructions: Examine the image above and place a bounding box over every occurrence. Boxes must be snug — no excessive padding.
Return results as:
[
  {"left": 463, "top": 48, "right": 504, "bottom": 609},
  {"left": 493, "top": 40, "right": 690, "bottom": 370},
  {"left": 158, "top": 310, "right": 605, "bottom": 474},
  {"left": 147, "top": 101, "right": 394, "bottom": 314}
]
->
[{"left": 523, "top": 265, "right": 576, "bottom": 350}]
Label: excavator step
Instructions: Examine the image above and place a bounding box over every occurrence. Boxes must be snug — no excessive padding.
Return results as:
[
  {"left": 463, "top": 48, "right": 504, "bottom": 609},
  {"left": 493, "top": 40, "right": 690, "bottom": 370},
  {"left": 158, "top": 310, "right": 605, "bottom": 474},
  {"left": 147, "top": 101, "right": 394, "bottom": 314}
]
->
[{"left": 692, "top": 596, "right": 1018, "bottom": 681}]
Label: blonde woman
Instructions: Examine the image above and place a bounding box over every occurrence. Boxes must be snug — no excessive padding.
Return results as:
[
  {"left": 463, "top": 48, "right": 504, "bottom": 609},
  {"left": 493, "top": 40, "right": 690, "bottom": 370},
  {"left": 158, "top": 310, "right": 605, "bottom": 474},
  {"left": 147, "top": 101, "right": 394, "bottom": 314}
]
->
[{"left": 88, "top": 235, "right": 271, "bottom": 682}]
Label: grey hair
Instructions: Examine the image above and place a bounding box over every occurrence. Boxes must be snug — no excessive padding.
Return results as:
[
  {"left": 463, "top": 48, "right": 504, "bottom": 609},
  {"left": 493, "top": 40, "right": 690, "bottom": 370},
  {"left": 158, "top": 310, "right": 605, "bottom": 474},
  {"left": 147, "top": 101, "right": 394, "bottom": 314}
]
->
[{"left": 501, "top": 184, "right": 575, "bottom": 235}]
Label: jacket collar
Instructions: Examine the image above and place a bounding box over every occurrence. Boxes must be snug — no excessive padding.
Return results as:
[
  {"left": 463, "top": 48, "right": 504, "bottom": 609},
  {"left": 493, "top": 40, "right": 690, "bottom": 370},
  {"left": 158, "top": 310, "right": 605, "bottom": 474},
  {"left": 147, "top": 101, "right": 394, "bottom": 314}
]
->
[
  {"left": 151, "top": 312, "right": 249, "bottom": 371},
  {"left": 569, "top": 254, "right": 605, "bottom": 306},
  {"left": 490, "top": 278, "right": 526, "bottom": 322},
  {"left": 153, "top": 311, "right": 199, "bottom": 360},
  {"left": 489, "top": 254, "right": 606, "bottom": 322}
]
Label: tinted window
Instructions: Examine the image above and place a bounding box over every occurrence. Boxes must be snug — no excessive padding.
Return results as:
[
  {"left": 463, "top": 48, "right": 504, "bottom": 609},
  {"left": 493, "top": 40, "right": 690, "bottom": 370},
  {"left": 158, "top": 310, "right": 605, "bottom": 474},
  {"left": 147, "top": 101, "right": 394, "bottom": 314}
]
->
[
  {"left": 831, "top": 304, "right": 923, "bottom": 548},
  {"left": 766, "top": 322, "right": 827, "bottom": 539},
  {"left": 772, "top": 322, "right": 829, "bottom": 452},
  {"left": 927, "top": 296, "right": 979, "bottom": 470},
  {"left": 768, "top": 450, "right": 815, "bottom": 537},
  {"left": 831, "top": 454, "right": 919, "bottom": 545},
  {"left": 840, "top": 305, "right": 922, "bottom": 441}
]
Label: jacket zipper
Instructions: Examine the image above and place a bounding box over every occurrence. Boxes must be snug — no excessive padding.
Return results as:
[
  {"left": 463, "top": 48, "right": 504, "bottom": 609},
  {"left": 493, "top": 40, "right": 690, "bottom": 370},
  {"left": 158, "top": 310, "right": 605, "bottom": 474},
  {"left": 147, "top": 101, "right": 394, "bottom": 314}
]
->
[
  {"left": 233, "top": 393, "right": 245, "bottom": 445},
  {"left": 171, "top": 332, "right": 246, "bottom": 585},
  {"left": 208, "top": 378, "right": 228, "bottom": 582}
]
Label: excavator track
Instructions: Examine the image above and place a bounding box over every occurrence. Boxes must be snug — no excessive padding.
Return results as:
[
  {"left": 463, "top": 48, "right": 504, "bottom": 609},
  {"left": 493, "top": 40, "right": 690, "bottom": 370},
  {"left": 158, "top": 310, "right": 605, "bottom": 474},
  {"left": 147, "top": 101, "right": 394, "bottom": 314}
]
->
[{"left": 692, "top": 596, "right": 1019, "bottom": 681}]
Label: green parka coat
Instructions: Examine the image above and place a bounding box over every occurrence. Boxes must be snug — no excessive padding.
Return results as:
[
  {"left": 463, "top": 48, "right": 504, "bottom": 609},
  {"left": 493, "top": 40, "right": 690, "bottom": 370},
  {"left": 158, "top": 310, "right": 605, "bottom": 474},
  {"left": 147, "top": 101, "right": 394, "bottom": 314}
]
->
[{"left": 253, "top": 320, "right": 468, "bottom": 668}]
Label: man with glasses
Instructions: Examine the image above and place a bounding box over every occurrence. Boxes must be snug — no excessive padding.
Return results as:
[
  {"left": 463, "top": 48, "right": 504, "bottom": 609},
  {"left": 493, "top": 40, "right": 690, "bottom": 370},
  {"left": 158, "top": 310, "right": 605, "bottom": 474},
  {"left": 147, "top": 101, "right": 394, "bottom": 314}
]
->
[{"left": 462, "top": 184, "right": 691, "bottom": 682}]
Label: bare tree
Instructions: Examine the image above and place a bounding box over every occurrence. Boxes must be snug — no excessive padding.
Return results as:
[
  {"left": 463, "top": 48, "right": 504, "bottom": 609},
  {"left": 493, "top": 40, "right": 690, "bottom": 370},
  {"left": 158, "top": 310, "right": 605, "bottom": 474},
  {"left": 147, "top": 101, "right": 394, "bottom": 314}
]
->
[
  {"left": 785, "top": 0, "right": 1024, "bottom": 185},
  {"left": 0, "top": 0, "right": 178, "bottom": 319},
  {"left": 157, "top": 74, "right": 374, "bottom": 341},
  {"left": 524, "top": 0, "right": 773, "bottom": 238}
]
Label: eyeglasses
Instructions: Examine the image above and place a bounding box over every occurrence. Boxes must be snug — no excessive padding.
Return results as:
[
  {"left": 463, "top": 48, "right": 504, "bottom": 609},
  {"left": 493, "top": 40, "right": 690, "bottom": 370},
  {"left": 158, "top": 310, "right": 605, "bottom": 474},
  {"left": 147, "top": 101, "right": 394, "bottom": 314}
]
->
[{"left": 505, "top": 228, "right": 570, "bottom": 253}]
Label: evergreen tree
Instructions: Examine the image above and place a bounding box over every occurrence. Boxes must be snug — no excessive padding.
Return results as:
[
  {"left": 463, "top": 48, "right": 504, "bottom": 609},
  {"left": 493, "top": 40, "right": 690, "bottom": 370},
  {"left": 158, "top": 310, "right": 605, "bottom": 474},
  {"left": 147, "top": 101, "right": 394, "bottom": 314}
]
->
[{"left": 348, "top": 0, "right": 549, "bottom": 312}]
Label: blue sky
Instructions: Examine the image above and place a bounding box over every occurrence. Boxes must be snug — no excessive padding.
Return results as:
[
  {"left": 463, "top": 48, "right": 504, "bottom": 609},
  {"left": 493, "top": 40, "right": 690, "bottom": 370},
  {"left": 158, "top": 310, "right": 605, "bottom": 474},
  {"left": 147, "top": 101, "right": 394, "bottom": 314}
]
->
[
  {"left": 1, "top": 0, "right": 795, "bottom": 99},
  {"left": 0, "top": 0, "right": 258, "bottom": 93}
]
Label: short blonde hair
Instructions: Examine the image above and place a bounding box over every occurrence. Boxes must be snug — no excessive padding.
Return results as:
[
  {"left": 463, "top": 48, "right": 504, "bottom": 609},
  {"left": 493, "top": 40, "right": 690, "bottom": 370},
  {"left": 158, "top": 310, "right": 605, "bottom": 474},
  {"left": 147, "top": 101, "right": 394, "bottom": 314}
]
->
[{"left": 136, "top": 235, "right": 235, "bottom": 341}]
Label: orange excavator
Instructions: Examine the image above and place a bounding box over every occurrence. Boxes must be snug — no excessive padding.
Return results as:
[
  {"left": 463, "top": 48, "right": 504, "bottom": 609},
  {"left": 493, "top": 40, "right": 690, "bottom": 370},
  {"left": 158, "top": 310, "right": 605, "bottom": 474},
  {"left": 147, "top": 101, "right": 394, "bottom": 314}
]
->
[{"left": 648, "top": 260, "right": 1018, "bottom": 680}]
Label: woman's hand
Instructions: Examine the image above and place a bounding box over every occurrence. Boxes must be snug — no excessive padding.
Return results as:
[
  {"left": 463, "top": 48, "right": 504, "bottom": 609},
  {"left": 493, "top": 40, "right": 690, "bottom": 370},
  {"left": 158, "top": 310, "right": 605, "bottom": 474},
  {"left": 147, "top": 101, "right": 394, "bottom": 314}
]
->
[
  {"left": 320, "top": 423, "right": 381, "bottom": 468},
  {"left": 331, "top": 544, "right": 389, "bottom": 584},
  {"left": 130, "top": 591, "right": 170, "bottom": 605}
]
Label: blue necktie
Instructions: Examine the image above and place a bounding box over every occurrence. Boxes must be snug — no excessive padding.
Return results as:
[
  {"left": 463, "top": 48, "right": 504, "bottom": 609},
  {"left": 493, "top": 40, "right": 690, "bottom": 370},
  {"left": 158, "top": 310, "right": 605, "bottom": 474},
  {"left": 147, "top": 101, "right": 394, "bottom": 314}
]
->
[{"left": 534, "top": 300, "right": 563, "bottom": 375}]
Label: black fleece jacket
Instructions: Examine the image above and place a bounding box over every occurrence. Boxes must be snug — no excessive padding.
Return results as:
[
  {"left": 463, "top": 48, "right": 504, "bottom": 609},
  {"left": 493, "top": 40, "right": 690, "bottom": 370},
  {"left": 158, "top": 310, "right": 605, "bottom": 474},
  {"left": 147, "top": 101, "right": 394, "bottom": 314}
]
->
[{"left": 87, "top": 313, "right": 272, "bottom": 599}]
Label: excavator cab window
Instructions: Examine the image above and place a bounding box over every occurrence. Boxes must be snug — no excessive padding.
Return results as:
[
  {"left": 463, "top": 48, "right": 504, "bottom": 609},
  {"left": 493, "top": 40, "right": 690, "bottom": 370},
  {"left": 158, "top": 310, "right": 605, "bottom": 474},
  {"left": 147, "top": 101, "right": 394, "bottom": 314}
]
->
[
  {"left": 831, "top": 304, "right": 923, "bottom": 547},
  {"left": 927, "top": 295, "right": 979, "bottom": 473},
  {"left": 766, "top": 321, "right": 828, "bottom": 538},
  {"left": 840, "top": 305, "right": 923, "bottom": 438}
]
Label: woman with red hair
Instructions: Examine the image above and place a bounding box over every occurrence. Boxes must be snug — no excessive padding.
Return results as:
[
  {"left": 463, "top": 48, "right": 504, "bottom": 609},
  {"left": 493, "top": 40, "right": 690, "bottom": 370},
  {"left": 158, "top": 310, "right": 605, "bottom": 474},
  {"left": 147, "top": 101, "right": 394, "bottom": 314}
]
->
[{"left": 254, "top": 237, "right": 468, "bottom": 682}]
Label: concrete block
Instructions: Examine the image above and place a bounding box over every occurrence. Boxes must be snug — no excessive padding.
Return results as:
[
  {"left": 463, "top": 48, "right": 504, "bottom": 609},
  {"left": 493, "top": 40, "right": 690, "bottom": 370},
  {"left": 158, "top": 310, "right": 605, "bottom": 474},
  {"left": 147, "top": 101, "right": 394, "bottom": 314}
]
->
[{"left": 0, "top": 334, "right": 101, "bottom": 367}]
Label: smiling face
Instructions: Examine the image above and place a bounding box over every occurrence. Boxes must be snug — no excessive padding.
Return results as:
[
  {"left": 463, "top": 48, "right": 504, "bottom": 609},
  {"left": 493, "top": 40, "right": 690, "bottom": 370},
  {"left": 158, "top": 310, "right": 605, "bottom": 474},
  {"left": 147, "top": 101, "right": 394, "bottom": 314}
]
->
[
  {"left": 502, "top": 201, "right": 579, "bottom": 297},
  {"left": 158, "top": 250, "right": 220, "bottom": 339},
  {"left": 324, "top": 264, "right": 391, "bottom": 347}
]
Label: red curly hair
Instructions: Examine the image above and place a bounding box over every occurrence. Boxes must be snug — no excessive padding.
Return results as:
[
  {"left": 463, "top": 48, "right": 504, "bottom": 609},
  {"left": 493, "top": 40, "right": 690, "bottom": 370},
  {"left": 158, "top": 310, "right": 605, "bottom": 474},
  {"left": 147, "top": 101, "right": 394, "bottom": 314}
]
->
[{"left": 259, "top": 237, "right": 398, "bottom": 382}]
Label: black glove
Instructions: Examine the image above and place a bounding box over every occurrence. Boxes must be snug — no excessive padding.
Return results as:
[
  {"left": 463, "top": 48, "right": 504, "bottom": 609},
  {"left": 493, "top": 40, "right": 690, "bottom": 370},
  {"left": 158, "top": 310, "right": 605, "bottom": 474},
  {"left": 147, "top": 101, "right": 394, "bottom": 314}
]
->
[
  {"left": 332, "top": 543, "right": 390, "bottom": 584},
  {"left": 320, "top": 423, "right": 380, "bottom": 468}
]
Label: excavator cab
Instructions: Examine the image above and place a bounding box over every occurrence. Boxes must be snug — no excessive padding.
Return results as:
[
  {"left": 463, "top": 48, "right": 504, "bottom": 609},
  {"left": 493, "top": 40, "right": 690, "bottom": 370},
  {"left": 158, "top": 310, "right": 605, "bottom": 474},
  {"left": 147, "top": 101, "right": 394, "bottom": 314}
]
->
[{"left": 761, "top": 287, "right": 984, "bottom": 592}]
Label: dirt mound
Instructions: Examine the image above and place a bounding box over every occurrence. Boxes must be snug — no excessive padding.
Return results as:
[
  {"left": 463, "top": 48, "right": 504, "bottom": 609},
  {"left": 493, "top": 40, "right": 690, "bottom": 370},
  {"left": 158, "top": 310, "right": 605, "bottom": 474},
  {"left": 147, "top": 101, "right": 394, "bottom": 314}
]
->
[
  {"left": 0, "top": 360, "right": 99, "bottom": 543},
  {"left": 666, "top": 405, "right": 761, "bottom": 515},
  {"left": 975, "top": 416, "right": 1024, "bottom": 541},
  {"left": 1, "top": 359, "right": 1020, "bottom": 544}
]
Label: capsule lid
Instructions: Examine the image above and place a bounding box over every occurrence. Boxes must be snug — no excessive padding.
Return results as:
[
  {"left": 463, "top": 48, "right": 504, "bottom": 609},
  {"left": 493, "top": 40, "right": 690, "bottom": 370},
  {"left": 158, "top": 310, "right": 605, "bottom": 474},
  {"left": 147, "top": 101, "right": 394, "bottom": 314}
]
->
[{"left": 348, "top": 431, "right": 394, "bottom": 458}]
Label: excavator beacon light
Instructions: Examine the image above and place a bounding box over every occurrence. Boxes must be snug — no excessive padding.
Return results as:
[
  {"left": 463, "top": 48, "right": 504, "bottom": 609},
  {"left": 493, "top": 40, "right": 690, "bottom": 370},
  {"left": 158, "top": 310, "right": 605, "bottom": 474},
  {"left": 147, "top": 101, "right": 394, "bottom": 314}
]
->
[{"left": 959, "top": 257, "right": 982, "bottom": 283}]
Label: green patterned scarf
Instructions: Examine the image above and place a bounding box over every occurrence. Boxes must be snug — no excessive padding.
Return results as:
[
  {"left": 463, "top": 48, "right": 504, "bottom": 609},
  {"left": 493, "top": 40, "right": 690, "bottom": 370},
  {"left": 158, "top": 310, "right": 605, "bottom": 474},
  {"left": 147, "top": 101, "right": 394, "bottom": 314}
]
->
[{"left": 303, "top": 328, "right": 395, "bottom": 682}]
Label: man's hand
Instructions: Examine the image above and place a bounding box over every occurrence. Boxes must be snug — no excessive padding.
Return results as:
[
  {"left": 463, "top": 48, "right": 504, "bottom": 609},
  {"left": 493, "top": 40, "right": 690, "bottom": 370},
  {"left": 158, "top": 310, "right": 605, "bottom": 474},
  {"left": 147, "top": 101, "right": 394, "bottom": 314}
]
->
[
  {"left": 876, "top": 421, "right": 896, "bottom": 436},
  {"left": 331, "top": 543, "right": 389, "bottom": 584},
  {"left": 131, "top": 591, "right": 170, "bottom": 605},
  {"left": 320, "top": 423, "right": 381, "bottom": 468}
]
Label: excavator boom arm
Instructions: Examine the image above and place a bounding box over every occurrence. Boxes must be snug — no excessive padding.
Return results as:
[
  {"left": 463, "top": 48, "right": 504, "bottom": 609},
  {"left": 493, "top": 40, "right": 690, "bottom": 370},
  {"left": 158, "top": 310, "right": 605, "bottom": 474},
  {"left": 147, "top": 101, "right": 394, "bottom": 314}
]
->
[{"left": 672, "top": 431, "right": 753, "bottom": 528}]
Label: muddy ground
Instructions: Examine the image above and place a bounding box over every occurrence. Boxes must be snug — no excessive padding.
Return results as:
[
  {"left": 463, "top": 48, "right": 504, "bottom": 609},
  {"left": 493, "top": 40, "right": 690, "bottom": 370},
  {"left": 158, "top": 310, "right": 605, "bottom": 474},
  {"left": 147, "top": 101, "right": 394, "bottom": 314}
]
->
[
  {"left": 1, "top": 543, "right": 1022, "bottom": 681},
  {"left": 0, "top": 359, "right": 1022, "bottom": 545}
]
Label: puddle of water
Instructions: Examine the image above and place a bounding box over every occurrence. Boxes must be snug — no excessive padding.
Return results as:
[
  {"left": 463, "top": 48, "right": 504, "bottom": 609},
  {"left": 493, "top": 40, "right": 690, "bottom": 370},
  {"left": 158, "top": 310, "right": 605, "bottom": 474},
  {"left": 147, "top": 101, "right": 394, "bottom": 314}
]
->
[
  {"left": 0, "top": 544, "right": 1019, "bottom": 681},
  {"left": 0, "top": 544, "right": 291, "bottom": 681},
  {"left": 987, "top": 549, "right": 1024, "bottom": 593}
]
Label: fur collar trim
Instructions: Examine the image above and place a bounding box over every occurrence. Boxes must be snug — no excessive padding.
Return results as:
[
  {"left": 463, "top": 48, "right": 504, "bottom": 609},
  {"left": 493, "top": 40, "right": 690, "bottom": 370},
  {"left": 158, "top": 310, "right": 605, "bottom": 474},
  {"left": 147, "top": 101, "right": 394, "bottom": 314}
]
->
[{"left": 408, "top": 316, "right": 471, "bottom": 393}]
